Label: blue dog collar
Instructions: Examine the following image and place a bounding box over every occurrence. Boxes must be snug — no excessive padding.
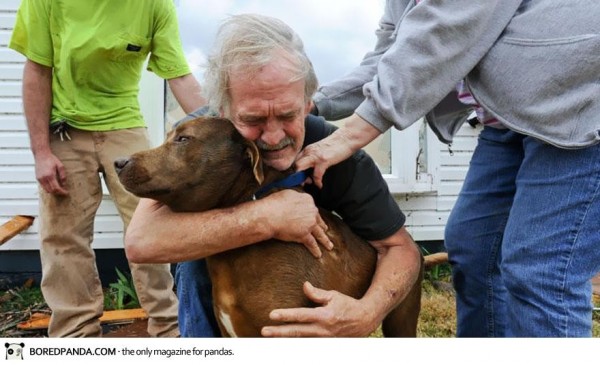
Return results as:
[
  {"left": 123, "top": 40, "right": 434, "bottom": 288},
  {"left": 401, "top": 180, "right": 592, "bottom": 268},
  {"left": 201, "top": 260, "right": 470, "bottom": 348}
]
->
[{"left": 253, "top": 170, "right": 308, "bottom": 200}]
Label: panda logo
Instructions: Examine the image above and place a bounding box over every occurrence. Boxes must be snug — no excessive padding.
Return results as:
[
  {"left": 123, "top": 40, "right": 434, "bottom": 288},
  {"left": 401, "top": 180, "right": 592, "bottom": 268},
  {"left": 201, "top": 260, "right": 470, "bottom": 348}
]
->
[{"left": 5, "top": 343, "right": 25, "bottom": 360}]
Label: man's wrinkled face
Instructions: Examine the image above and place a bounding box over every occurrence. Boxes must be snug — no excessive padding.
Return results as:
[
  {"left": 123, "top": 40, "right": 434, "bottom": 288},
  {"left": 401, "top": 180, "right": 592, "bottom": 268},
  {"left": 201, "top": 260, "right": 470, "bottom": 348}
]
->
[{"left": 224, "top": 59, "right": 311, "bottom": 171}]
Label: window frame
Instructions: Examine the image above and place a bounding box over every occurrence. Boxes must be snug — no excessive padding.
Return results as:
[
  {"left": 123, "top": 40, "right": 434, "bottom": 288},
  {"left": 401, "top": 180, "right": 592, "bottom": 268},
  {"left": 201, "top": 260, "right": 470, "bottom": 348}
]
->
[{"left": 382, "top": 119, "right": 441, "bottom": 194}]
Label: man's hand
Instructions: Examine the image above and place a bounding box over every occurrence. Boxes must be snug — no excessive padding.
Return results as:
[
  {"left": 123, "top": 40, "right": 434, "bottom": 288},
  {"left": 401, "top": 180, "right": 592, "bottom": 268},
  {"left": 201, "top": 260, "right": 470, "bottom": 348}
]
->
[
  {"left": 264, "top": 190, "right": 333, "bottom": 258},
  {"left": 35, "top": 152, "right": 68, "bottom": 196},
  {"left": 261, "top": 281, "right": 379, "bottom": 337}
]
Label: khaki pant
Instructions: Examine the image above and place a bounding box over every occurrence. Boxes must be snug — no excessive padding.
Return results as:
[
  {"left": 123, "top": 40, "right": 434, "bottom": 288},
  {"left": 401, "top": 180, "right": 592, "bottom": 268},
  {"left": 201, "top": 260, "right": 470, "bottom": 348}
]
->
[{"left": 39, "top": 127, "right": 179, "bottom": 337}]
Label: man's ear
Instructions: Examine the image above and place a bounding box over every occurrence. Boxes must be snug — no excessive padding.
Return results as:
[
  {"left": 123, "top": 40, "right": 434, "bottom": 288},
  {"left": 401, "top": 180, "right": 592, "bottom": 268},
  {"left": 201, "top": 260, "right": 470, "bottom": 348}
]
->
[
  {"left": 244, "top": 140, "right": 264, "bottom": 185},
  {"left": 305, "top": 99, "right": 313, "bottom": 117}
]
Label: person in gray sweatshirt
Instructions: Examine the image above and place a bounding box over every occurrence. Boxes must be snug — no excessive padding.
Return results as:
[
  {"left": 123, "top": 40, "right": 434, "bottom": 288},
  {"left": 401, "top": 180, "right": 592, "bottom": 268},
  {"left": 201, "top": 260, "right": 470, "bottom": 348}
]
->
[{"left": 296, "top": 0, "right": 600, "bottom": 337}]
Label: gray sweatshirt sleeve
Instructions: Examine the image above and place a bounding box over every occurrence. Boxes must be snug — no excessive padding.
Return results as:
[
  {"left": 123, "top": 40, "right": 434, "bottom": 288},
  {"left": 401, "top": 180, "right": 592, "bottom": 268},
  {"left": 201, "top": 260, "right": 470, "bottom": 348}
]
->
[
  {"left": 313, "top": 0, "right": 412, "bottom": 121},
  {"left": 353, "top": 0, "right": 523, "bottom": 133}
]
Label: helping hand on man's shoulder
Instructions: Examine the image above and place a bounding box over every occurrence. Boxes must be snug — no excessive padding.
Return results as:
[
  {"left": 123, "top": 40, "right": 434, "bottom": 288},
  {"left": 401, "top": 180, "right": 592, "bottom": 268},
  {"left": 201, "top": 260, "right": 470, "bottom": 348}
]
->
[{"left": 295, "top": 114, "right": 382, "bottom": 188}]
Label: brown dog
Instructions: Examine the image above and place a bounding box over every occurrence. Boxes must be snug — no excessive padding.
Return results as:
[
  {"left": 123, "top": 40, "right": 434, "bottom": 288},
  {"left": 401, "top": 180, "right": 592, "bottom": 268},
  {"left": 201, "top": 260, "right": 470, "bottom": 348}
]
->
[{"left": 115, "top": 116, "right": 422, "bottom": 337}]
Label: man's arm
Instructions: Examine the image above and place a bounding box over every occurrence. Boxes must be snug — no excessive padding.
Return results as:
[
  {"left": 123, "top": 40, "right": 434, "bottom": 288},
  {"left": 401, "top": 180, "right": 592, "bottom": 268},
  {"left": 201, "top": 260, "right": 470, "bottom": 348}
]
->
[
  {"left": 358, "top": 227, "right": 422, "bottom": 328},
  {"left": 167, "top": 73, "right": 206, "bottom": 114},
  {"left": 261, "top": 226, "right": 421, "bottom": 337},
  {"left": 125, "top": 189, "right": 332, "bottom": 263},
  {"left": 22, "top": 59, "right": 68, "bottom": 195}
]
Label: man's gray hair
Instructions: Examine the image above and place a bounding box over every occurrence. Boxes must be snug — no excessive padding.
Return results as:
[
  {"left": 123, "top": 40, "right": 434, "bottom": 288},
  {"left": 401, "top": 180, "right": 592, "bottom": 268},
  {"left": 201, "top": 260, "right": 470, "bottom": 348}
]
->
[{"left": 204, "top": 14, "right": 318, "bottom": 113}]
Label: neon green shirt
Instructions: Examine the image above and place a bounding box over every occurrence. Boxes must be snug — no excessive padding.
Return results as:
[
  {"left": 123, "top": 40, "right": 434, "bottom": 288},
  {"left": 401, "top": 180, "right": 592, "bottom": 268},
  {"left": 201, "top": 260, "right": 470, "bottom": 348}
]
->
[{"left": 10, "top": 0, "right": 191, "bottom": 131}]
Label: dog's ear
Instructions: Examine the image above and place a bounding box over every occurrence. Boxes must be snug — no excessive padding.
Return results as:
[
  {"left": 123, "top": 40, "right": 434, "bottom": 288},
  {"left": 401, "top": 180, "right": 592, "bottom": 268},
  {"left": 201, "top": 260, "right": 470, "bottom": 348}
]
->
[{"left": 244, "top": 140, "right": 264, "bottom": 185}]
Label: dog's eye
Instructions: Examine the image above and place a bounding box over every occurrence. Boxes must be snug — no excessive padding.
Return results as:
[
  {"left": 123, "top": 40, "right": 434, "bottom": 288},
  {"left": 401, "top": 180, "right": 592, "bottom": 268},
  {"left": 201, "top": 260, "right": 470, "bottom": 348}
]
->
[{"left": 175, "top": 135, "right": 190, "bottom": 143}]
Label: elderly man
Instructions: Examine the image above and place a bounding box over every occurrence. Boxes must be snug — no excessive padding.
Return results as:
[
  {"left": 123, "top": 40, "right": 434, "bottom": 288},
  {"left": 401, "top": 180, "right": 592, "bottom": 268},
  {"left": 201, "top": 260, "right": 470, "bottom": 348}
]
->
[{"left": 125, "top": 14, "right": 422, "bottom": 337}]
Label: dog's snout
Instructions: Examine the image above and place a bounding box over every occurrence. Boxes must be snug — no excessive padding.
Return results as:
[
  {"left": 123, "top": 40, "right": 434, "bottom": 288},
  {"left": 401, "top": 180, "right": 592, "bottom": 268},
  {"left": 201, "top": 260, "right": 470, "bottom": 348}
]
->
[{"left": 114, "top": 157, "right": 131, "bottom": 174}]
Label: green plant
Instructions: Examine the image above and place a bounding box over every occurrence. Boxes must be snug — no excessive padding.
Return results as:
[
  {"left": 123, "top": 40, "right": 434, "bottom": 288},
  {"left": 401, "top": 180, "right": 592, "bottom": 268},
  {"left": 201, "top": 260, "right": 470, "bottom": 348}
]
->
[
  {"left": 104, "top": 268, "right": 140, "bottom": 310},
  {"left": 0, "top": 286, "right": 45, "bottom": 313},
  {"left": 426, "top": 262, "right": 452, "bottom": 282},
  {"left": 420, "top": 246, "right": 452, "bottom": 282}
]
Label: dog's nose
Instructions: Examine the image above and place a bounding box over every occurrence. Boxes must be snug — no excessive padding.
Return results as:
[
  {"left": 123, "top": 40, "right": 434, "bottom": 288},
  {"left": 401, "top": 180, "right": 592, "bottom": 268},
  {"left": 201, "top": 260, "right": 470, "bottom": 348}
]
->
[{"left": 114, "top": 158, "right": 130, "bottom": 174}]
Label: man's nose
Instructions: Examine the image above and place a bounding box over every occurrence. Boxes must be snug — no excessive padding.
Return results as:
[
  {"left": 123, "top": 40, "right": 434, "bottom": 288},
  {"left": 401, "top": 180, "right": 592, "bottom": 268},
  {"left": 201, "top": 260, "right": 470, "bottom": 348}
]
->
[{"left": 260, "top": 120, "right": 286, "bottom": 146}]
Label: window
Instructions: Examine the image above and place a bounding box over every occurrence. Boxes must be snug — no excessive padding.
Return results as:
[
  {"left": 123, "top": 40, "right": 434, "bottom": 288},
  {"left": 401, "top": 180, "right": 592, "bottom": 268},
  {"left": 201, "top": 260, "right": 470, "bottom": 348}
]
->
[{"left": 384, "top": 121, "right": 441, "bottom": 193}]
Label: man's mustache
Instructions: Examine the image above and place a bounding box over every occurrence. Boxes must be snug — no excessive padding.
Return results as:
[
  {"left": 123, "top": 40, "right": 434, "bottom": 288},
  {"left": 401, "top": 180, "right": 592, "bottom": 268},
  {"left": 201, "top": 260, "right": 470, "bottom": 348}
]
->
[{"left": 256, "top": 137, "right": 294, "bottom": 151}]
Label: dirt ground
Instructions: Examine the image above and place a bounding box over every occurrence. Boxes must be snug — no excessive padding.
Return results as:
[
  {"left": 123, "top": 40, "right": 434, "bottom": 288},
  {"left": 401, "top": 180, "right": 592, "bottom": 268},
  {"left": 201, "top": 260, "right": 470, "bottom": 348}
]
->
[
  {"left": 91, "top": 279, "right": 600, "bottom": 338},
  {"left": 4, "top": 274, "right": 599, "bottom": 338}
]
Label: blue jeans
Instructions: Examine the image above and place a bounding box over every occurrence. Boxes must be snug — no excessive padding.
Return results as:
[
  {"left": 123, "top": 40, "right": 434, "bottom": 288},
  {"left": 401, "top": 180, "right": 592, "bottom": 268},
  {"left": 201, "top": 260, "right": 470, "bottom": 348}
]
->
[
  {"left": 445, "top": 127, "right": 600, "bottom": 337},
  {"left": 175, "top": 259, "right": 221, "bottom": 337}
]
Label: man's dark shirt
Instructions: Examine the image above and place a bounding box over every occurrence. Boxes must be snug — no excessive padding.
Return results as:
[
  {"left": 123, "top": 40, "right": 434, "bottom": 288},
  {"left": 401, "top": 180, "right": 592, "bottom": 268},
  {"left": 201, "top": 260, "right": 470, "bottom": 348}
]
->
[{"left": 303, "top": 114, "right": 405, "bottom": 241}]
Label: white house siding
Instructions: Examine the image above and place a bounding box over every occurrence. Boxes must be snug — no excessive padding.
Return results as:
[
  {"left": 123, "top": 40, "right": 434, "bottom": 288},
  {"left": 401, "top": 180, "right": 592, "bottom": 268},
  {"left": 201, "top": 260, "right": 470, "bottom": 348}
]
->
[
  {"left": 400, "top": 123, "right": 482, "bottom": 242},
  {"left": 0, "top": 0, "right": 130, "bottom": 251}
]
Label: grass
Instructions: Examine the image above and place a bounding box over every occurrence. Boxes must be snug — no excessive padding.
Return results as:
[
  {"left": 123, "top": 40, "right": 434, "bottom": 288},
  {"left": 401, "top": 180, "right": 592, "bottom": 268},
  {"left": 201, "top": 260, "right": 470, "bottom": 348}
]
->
[
  {"left": 417, "top": 278, "right": 457, "bottom": 337},
  {"left": 1, "top": 267, "right": 599, "bottom": 338}
]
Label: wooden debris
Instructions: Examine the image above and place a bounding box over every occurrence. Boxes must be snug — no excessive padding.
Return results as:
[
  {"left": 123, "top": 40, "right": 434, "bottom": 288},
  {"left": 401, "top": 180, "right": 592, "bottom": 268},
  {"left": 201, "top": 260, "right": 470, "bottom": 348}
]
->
[
  {"left": 0, "top": 215, "right": 34, "bottom": 245},
  {"left": 423, "top": 252, "right": 449, "bottom": 268},
  {"left": 17, "top": 308, "right": 148, "bottom": 330}
]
